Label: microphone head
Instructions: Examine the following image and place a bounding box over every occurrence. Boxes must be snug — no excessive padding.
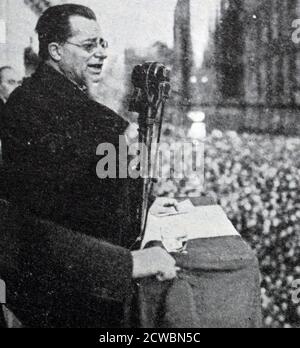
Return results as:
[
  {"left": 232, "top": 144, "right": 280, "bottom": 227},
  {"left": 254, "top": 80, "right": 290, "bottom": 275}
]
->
[{"left": 129, "top": 62, "right": 171, "bottom": 114}]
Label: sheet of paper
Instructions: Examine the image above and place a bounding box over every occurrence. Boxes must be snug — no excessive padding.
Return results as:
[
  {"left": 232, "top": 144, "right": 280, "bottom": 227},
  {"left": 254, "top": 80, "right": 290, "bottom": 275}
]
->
[{"left": 142, "top": 205, "right": 239, "bottom": 249}]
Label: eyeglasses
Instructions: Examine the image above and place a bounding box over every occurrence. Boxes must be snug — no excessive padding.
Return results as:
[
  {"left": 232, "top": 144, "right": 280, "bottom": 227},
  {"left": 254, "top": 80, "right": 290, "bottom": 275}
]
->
[{"left": 65, "top": 38, "right": 109, "bottom": 53}]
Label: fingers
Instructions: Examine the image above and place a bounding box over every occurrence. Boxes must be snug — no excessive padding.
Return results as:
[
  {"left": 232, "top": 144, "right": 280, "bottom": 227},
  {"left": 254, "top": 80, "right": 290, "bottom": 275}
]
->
[
  {"left": 131, "top": 247, "right": 180, "bottom": 281},
  {"left": 155, "top": 253, "right": 181, "bottom": 282},
  {"left": 156, "top": 272, "right": 174, "bottom": 282},
  {"left": 156, "top": 267, "right": 181, "bottom": 282},
  {"left": 149, "top": 247, "right": 178, "bottom": 281}
]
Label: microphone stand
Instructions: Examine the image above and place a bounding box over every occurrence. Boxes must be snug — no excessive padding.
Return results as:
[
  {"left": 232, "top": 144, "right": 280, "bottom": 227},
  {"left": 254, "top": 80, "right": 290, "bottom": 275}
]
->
[{"left": 129, "top": 62, "right": 171, "bottom": 249}]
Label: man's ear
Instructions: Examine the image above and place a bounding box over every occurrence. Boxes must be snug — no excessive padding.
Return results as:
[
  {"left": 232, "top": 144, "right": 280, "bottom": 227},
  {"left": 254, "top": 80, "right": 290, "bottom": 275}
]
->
[{"left": 48, "top": 42, "right": 63, "bottom": 62}]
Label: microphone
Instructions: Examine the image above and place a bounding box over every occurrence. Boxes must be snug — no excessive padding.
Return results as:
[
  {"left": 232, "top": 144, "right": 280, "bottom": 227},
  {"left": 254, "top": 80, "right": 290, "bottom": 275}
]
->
[{"left": 129, "top": 62, "right": 171, "bottom": 115}]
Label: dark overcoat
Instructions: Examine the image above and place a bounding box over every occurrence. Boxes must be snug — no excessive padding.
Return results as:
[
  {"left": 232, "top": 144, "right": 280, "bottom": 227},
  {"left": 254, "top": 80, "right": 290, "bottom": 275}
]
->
[
  {"left": 0, "top": 99, "right": 4, "bottom": 117},
  {"left": 0, "top": 64, "right": 136, "bottom": 327}
]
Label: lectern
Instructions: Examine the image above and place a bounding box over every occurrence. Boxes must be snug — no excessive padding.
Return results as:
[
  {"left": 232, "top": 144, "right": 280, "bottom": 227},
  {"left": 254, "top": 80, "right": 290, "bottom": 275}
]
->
[
  {"left": 133, "top": 196, "right": 262, "bottom": 328},
  {"left": 0, "top": 196, "right": 261, "bottom": 328}
]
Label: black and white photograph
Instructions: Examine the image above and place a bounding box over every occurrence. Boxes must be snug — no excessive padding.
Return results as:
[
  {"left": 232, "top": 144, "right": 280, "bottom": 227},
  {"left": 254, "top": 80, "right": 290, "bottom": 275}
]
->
[{"left": 0, "top": 0, "right": 299, "bottom": 330}]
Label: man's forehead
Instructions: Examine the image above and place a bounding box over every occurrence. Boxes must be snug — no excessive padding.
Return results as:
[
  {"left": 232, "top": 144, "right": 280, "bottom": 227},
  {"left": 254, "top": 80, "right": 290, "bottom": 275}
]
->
[{"left": 69, "top": 16, "right": 102, "bottom": 40}]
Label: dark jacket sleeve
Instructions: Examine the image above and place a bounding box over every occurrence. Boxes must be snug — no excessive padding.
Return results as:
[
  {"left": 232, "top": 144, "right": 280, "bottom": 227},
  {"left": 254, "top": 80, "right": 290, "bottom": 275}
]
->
[
  {"left": 25, "top": 216, "right": 134, "bottom": 303},
  {"left": 1, "top": 204, "right": 134, "bottom": 306}
]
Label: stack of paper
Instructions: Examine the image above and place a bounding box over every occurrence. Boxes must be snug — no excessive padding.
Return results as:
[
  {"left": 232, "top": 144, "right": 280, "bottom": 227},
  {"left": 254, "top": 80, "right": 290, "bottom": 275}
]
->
[{"left": 142, "top": 202, "right": 239, "bottom": 250}]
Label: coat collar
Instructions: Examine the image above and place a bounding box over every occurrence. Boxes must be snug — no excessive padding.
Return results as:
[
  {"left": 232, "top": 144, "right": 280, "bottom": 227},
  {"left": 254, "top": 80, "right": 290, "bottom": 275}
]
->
[
  {"left": 32, "top": 63, "right": 89, "bottom": 101},
  {"left": 29, "top": 63, "right": 129, "bottom": 133}
]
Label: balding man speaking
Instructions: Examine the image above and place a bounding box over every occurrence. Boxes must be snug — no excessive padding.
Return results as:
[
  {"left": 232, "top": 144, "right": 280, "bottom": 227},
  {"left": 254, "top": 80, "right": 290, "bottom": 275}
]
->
[{"left": 1, "top": 4, "right": 178, "bottom": 328}]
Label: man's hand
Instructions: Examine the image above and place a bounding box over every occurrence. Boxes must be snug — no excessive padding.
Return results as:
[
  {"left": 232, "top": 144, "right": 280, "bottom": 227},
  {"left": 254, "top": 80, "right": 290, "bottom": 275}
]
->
[
  {"left": 131, "top": 247, "right": 179, "bottom": 282},
  {"left": 150, "top": 197, "right": 179, "bottom": 216}
]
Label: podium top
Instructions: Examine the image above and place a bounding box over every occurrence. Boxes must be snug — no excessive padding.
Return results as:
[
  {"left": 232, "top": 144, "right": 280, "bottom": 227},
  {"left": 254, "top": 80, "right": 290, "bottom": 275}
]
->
[{"left": 142, "top": 200, "right": 239, "bottom": 249}]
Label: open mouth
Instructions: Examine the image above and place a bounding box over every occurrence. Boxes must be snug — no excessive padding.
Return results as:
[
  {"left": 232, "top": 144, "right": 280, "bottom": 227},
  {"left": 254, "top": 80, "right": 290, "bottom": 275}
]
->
[{"left": 88, "top": 64, "right": 103, "bottom": 73}]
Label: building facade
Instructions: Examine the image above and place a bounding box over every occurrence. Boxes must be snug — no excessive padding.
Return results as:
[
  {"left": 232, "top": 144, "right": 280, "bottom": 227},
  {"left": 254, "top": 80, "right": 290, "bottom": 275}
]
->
[
  {"left": 189, "top": 0, "right": 300, "bottom": 135},
  {"left": 214, "top": 0, "right": 300, "bottom": 107}
]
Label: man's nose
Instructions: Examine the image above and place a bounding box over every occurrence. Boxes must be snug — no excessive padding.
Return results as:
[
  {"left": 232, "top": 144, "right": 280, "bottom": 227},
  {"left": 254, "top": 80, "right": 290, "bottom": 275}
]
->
[{"left": 94, "top": 46, "right": 108, "bottom": 60}]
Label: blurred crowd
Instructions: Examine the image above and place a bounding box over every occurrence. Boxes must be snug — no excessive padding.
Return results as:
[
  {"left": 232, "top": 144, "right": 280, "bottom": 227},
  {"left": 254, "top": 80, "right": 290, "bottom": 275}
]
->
[{"left": 155, "top": 124, "right": 300, "bottom": 328}]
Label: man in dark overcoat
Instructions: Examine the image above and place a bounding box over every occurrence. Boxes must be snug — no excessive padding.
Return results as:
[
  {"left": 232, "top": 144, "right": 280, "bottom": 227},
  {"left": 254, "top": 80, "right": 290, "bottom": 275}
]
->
[{"left": 0, "top": 4, "right": 178, "bottom": 328}]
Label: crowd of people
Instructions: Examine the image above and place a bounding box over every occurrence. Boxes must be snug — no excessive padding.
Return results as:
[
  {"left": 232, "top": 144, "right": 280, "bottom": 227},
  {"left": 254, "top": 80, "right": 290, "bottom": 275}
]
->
[{"left": 155, "top": 124, "right": 300, "bottom": 328}]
